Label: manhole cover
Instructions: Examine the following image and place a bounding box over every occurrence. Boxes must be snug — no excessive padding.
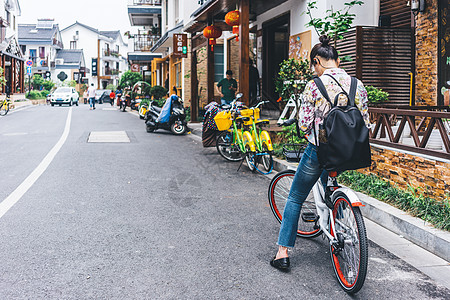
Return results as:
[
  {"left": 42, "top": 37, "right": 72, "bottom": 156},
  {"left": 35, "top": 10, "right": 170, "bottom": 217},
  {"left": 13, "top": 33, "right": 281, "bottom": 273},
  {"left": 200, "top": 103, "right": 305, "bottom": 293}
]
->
[{"left": 88, "top": 131, "right": 130, "bottom": 143}]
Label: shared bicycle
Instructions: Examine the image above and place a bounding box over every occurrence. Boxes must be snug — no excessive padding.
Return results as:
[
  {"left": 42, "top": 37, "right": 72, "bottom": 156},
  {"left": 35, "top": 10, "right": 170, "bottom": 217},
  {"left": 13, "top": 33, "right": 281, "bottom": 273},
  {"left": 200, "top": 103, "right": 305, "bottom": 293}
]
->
[
  {"left": 0, "top": 94, "right": 12, "bottom": 116},
  {"left": 268, "top": 120, "right": 368, "bottom": 294}
]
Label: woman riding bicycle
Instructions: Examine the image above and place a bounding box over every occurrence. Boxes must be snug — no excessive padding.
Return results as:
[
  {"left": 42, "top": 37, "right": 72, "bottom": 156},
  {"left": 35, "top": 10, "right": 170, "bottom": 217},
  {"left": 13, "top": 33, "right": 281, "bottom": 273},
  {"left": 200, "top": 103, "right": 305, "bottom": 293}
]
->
[{"left": 270, "top": 35, "right": 370, "bottom": 270}]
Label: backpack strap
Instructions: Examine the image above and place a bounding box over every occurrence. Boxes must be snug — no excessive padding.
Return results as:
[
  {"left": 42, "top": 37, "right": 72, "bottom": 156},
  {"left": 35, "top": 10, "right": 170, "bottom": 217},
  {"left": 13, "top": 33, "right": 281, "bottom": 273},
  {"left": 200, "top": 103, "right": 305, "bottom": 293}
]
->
[
  {"left": 313, "top": 76, "right": 332, "bottom": 105},
  {"left": 348, "top": 77, "right": 358, "bottom": 107}
]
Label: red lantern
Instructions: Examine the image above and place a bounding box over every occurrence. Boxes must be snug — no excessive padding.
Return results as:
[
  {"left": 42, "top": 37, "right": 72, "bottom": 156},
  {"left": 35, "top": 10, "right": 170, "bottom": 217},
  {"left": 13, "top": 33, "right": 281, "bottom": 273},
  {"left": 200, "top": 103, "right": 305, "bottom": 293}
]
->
[
  {"left": 225, "top": 10, "right": 240, "bottom": 41},
  {"left": 203, "top": 25, "right": 222, "bottom": 51}
]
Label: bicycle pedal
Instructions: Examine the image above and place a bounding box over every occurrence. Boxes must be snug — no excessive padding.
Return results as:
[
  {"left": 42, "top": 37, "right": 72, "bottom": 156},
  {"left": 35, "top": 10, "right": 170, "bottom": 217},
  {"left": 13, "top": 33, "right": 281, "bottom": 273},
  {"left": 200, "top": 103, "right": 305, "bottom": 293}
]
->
[{"left": 301, "top": 212, "right": 317, "bottom": 222}]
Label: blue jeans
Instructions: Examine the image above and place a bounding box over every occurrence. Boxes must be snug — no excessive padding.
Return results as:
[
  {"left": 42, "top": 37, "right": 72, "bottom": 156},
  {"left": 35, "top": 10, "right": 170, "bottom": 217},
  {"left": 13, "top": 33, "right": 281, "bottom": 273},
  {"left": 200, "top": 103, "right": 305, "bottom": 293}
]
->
[
  {"left": 277, "top": 143, "right": 328, "bottom": 248},
  {"left": 89, "top": 97, "right": 95, "bottom": 108}
]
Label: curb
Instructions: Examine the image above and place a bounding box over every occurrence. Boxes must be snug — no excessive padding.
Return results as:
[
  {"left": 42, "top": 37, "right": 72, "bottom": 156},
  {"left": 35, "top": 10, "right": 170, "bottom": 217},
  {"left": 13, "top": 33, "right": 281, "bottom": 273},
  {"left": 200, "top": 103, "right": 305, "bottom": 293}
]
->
[{"left": 189, "top": 125, "right": 450, "bottom": 262}]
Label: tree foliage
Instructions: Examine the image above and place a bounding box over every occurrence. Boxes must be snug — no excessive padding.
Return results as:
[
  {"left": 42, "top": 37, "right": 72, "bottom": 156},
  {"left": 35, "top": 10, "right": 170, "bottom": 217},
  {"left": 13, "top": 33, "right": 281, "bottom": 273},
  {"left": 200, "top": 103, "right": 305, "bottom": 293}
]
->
[
  {"left": 118, "top": 71, "right": 142, "bottom": 89},
  {"left": 304, "top": 0, "right": 364, "bottom": 48},
  {"left": 275, "top": 58, "right": 313, "bottom": 102}
]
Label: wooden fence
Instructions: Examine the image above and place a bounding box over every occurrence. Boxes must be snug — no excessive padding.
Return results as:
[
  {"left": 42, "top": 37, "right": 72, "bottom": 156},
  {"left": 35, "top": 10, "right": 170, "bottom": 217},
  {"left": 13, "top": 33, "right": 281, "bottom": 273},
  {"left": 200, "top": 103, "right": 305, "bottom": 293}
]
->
[{"left": 337, "top": 26, "right": 414, "bottom": 106}]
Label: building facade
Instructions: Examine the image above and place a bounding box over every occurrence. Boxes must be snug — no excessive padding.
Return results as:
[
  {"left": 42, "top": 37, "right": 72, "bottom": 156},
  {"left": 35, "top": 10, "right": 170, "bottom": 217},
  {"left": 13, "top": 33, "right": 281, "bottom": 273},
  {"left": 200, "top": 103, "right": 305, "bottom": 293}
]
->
[
  {"left": 60, "top": 22, "right": 129, "bottom": 89},
  {"left": 18, "top": 19, "right": 63, "bottom": 79},
  {"left": 0, "top": 0, "right": 24, "bottom": 96}
]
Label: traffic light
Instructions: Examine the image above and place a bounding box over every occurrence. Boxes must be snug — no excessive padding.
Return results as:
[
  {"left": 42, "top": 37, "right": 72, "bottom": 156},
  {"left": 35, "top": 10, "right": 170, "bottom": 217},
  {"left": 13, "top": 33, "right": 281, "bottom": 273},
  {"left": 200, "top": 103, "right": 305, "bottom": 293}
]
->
[
  {"left": 182, "top": 46, "right": 187, "bottom": 55},
  {"left": 45, "top": 71, "right": 51, "bottom": 79}
]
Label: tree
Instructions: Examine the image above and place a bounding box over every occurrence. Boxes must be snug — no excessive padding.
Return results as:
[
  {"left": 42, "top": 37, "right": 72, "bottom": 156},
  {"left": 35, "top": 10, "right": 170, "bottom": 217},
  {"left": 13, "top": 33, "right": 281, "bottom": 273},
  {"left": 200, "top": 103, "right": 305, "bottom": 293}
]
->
[
  {"left": 118, "top": 71, "right": 142, "bottom": 90},
  {"left": 304, "top": 0, "right": 364, "bottom": 48},
  {"left": 31, "top": 74, "right": 45, "bottom": 90},
  {"left": 42, "top": 80, "right": 55, "bottom": 91},
  {"left": 0, "top": 67, "right": 7, "bottom": 88}
]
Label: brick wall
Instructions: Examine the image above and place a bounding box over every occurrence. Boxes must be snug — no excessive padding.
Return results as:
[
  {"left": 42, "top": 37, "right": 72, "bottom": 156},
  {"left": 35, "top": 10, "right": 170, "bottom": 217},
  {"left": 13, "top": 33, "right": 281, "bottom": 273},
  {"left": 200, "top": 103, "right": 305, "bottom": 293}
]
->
[
  {"left": 361, "top": 146, "right": 450, "bottom": 200},
  {"left": 228, "top": 37, "right": 240, "bottom": 87},
  {"left": 196, "top": 46, "right": 208, "bottom": 108},
  {"left": 415, "top": 0, "right": 438, "bottom": 106}
]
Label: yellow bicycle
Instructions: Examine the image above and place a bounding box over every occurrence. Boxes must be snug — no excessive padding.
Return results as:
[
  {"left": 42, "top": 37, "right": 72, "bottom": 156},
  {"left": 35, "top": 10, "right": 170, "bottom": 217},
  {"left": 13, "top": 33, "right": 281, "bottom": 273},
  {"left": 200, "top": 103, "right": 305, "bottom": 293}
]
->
[
  {"left": 0, "top": 94, "right": 12, "bottom": 116},
  {"left": 240, "top": 100, "right": 274, "bottom": 173}
]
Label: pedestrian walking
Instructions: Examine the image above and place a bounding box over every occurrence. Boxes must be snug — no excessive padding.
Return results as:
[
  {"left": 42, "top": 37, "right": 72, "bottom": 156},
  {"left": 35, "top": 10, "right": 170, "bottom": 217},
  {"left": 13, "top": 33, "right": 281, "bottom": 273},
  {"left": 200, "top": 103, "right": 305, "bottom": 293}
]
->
[
  {"left": 88, "top": 83, "right": 96, "bottom": 110},
  {"left": 216, "top": 70, "right": 238, "bottom": 105},
  {"left": 249, "top": 59, "right": 260, "bottom": 107},
  {"left": 270, "top": 35, "right": 370, "bottom": 270},
  {"left": 83, "top": 89, "right": 88, "bottom": 104}
]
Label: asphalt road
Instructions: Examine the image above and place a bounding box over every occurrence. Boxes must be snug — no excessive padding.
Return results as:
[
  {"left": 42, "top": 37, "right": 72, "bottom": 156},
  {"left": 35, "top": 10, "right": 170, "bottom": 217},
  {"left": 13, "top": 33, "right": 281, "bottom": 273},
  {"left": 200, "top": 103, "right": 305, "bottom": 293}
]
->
[{"left": 0, "top": 103, "right": 449, "bottom": 299}]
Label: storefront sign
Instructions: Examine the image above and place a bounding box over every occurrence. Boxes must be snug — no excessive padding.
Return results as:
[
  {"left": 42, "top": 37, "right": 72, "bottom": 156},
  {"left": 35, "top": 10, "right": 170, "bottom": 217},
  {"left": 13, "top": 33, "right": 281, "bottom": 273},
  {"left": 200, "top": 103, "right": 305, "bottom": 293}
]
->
[
  {"left": 173, "top": 34, "right": 187, "bottom": 58},
  {"left": 131, "top": 64, "right": 140, "bottom": 72}
]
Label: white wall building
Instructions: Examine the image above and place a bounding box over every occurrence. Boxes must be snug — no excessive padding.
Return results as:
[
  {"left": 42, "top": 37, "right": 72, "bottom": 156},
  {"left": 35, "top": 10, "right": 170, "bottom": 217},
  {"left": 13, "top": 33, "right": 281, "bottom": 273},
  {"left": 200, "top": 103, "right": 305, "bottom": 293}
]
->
[
  {"left": 61, "top": 22, "right": 129, "bottom": 89},
  {"left": 18, "top": 19, "right": 63, "bottom": 79},
  {"left": 0, "top": 0, "right": 25, "bottom": 96}
]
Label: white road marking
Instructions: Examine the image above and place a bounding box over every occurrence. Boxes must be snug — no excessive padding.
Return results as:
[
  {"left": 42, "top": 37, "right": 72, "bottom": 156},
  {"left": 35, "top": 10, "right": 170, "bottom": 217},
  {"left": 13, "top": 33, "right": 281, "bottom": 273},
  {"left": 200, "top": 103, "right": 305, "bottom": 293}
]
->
[{"left": 0, "top": 107, "right": 73, "bottom": 219}]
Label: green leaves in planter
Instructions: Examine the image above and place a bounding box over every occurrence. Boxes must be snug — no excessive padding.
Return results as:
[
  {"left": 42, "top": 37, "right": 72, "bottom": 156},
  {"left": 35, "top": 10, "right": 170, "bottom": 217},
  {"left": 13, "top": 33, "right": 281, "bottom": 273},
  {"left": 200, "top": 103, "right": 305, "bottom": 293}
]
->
[
  {"left": 275, "top": 58, "right": 313, "bottom": 102},
  {"left": 366, "top": 86, "right": 389, "bottom": 105}
]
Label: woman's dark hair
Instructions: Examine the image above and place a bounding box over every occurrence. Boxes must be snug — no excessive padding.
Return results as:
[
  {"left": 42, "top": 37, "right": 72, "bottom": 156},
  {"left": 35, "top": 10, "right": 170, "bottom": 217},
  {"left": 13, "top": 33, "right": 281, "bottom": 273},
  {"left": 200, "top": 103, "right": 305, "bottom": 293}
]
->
[{"left": 310, "top": 35, "right": 339, "bottom": 66}]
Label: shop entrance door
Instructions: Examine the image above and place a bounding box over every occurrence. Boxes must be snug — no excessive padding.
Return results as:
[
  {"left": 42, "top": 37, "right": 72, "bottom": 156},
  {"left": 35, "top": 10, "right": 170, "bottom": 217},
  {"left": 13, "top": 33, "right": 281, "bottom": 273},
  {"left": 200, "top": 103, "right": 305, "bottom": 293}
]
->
[{"left": 262, "top": 13, "right": 290, "bottom": 108}]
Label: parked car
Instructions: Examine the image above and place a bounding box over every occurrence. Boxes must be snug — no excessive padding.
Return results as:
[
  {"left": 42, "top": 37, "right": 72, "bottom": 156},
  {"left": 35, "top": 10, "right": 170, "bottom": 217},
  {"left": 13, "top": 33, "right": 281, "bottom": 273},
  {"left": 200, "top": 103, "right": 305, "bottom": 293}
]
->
[
  {"left": 50, "top": 87, "right": 79, "bottom": 106},
  {"left": 95, "top": 89, "right": 112, "bottom": 104}
]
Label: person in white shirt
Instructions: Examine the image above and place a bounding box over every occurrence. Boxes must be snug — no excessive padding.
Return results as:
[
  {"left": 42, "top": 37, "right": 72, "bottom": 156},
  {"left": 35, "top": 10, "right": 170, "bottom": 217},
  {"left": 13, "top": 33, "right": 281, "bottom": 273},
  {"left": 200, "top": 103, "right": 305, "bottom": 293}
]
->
[{"left": 88, "top": 83, "right": 96, "bottom": 110}]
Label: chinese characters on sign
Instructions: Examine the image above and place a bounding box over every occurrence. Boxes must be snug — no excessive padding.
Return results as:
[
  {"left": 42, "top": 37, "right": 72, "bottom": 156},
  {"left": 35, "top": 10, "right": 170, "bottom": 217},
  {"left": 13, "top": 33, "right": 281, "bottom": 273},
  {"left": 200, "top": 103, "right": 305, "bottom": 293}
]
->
[{"left": 173, "top": 34, "right": 187, "bottom": 58}]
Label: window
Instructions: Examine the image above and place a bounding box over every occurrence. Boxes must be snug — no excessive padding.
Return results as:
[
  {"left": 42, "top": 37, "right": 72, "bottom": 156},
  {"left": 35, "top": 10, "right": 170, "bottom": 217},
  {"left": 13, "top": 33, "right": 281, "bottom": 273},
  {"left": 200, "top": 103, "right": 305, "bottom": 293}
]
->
[
  {"left": 20, "top": 45, "right": 26, "bottom": 55},
  {"left": 29, "top": 49, "right": 37, "bottom": 64},
  {"left": 39, "top": 47, "right": 45, "bottom": 58},
  {"left": 76, "top": 31, "right": 79, "bottom": 35},
  {"left": 6, "top": 11, "right": 10, "bottom": 26},
  {"left": 165, "top": 0, "right": 168, "bottom": 30},
  {"left": 214, "top": 44, "right": 224, "bottom": 82},
  {"left": 175, "top": 0, "right": 180, "bottom": 23},
  {"left": 13, "top": 16, "right": 15, "bottom": 30},
  {"left": 70, "top": 41, "right": 77, "bottom": 49}
]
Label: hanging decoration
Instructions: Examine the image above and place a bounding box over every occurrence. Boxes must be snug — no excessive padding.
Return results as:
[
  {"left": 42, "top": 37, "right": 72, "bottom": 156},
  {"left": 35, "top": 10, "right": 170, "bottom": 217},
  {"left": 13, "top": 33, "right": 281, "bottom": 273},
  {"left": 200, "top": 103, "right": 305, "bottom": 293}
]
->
[
  {"left": 225, "top": 10, "right": 240, "bottom": 41},
  {"left": 203, "top": 25, "right": 222, "bottom": 51}
]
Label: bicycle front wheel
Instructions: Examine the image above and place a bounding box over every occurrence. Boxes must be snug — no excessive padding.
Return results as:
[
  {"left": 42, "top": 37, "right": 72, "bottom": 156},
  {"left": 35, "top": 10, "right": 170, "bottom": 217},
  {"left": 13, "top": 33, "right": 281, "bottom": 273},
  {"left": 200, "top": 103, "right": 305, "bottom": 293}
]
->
[
  {"left": 216, "top": 131, "right": 244, "bottom": 161},
  {"left": 268, "top": 170, "right": 322, "bottom": 238},
  {"left": 0, "top": 103, "right": 8, "bottom": 116},
  {"left": 330, "top": 192, "right": 368, "bottom": 294}
]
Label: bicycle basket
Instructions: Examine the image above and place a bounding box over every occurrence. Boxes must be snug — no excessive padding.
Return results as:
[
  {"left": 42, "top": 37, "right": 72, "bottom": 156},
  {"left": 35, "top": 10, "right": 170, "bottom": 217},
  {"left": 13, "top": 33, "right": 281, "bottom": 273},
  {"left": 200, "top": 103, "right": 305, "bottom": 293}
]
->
[
  {"left": 283, "top": 143, "right": 307, "bottom": 163},
  {"left": 214, "top": 111, "right": 232, "bottom": 131}
]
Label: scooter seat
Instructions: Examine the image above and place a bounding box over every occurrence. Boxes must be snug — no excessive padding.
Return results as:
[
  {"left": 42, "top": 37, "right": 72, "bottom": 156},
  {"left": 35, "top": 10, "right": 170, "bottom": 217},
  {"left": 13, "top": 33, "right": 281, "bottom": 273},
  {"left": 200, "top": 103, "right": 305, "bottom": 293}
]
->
[{"left": 152, "top": 105, "right": 162, "bottom": 113}]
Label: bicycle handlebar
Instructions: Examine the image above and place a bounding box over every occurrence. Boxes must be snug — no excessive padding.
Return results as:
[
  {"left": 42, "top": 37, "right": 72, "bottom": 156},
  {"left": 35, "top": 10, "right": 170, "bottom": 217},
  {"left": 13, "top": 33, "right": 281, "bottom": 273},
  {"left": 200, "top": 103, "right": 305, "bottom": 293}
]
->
[{"left": 278, "top": 119, "right": 297, "bottom": 127}]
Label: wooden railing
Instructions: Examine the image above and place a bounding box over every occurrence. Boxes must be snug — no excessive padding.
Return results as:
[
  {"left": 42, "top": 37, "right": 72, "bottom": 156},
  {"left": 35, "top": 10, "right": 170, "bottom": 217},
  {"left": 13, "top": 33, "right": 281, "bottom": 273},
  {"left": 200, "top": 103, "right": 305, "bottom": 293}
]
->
[{"left": 369, "top": 107, "right": 450, "bottom": 160}]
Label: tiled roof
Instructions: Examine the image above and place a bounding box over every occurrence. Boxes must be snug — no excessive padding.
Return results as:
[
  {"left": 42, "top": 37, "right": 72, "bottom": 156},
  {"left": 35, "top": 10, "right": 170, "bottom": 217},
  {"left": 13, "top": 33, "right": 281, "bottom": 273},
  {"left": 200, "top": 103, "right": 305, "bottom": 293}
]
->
[
  {"left": 55, "top": 49, "right": 83, "bottom": 65},
  {"left": 100, "top": 30, "right": 120, "bottom": 40},
  {"left": 18, "top": 24, "right": 58, "bottom": 41}
]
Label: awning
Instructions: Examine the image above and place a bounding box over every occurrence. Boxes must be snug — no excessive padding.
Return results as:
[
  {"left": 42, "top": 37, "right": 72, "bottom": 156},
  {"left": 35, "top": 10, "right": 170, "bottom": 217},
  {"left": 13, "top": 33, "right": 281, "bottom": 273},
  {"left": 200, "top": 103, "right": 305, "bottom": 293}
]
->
[
  {"left": 128, "top": 52, "right": 162, "bottom": 62},
  {"left": 150, "top": 22, "right": 184, "bottom": 53}
]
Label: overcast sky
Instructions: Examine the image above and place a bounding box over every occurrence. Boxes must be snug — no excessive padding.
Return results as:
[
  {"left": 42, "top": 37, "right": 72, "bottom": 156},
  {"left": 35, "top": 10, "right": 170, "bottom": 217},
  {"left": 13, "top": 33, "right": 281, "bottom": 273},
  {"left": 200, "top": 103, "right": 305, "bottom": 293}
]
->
[{"left": 18, "top": 0, "right": 133, "bottom": 34}]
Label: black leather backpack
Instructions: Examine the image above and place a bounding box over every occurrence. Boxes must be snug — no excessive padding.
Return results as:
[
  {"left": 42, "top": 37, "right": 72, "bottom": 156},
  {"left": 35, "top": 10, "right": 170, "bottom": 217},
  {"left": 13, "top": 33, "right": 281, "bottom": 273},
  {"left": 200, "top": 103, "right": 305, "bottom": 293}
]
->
[{"left": 313, "top": 75, "right": 371, "bottom": 172}]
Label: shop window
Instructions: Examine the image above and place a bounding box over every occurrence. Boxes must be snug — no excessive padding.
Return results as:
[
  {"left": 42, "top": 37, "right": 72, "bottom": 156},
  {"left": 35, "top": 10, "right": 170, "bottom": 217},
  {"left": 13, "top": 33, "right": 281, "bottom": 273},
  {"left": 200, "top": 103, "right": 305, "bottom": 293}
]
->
[{"left": 214, "top": 44, "right": 224, "bottom": 82}]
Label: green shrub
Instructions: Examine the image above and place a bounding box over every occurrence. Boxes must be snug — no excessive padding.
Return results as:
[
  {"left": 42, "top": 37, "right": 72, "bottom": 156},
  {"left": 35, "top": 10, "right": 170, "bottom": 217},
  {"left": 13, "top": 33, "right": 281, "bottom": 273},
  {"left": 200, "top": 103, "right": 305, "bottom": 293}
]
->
[
  {"left": 366, "top": 86, "right": 389, "bottom": 105},
  {"left": 42, "top": 80, "right": 55, "bottom": 91},
  {"left": 26, "top": 90, "right": 44, "bottom": 100},
  {"left": 106, "top": 84, "right": 116, "bottom": 91},
  {"left": 273, "top": 124, "right": 307, "bottom": 158},
  {"left": 151, "top": 85, "right": 168, "bottom": 100},
  {"left": 153, "top": 97, "right": 166, "bottom": 108},
  {"left": 41, "top": 90, "right": 50, "bottom": 97},
  {"left": 338, "top": 171, "right": 450, "bottom": 231}
]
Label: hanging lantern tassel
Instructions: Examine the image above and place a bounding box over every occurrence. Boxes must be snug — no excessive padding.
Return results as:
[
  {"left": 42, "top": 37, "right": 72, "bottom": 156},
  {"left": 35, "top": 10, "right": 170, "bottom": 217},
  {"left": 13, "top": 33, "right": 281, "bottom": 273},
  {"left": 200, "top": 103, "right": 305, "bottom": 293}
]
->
[
  {"left": 225, "top": 10, "right": 240, "bottom": 41},
  {"left": 209, "top": 38, "right": 216, "bottom": 51},
  {"left": 203, "top": 25, "right": 222, "bottom": 52}
]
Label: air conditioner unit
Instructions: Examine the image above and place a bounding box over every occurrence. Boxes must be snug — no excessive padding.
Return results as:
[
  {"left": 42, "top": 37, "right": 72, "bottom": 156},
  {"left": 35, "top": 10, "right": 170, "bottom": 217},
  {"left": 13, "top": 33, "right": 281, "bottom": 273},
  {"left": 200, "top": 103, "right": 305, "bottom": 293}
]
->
[
  {"left": 73, "top": 35, "right": 79, "bottom": 41},
  {"left": 55, "top": 58, "right": 64, "bottom": 65}
]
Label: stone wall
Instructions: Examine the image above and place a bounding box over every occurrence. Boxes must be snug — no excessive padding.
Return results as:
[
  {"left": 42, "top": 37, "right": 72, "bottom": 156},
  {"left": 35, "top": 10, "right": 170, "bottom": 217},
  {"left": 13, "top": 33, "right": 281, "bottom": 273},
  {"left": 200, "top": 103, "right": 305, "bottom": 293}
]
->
[
  {"left": 360, "top": 146, "right": 450, "bottom": 200},
  {"left": 415, "top": 0, "right": 438, "bottom": 106}
]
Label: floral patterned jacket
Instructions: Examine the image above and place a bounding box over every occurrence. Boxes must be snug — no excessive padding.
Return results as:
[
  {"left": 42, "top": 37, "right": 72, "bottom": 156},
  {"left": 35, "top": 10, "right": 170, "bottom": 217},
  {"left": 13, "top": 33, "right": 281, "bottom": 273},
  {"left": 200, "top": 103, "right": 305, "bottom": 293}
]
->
[{"left": 299, "top": 68, "right": 370, "bottom": 145}]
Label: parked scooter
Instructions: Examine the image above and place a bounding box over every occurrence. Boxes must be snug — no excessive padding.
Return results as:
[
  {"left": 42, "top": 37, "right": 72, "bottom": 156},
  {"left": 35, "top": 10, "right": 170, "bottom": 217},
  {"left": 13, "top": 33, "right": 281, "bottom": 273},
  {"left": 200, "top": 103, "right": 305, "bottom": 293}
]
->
[{"left": 144, "top": 95, "right": 187, "bottom": 135}]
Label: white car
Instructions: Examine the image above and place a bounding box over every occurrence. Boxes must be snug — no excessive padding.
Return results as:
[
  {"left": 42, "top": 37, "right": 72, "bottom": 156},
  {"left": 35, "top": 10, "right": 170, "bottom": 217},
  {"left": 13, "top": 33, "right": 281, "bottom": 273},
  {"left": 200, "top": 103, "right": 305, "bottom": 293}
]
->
[{"left": 50, "top": 87, "right": 79, "bottom": 106}]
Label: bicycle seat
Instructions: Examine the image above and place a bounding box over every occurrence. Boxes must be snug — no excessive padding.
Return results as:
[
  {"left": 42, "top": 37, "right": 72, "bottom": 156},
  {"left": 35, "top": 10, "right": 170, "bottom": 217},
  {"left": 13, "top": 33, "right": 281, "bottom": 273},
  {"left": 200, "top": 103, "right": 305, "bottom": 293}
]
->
[
  {"left": 255, "top": 119, "right": 270, "bottom": 126},
  {"left": 236, "top": 117, "right": 250, "bottom": 123}
]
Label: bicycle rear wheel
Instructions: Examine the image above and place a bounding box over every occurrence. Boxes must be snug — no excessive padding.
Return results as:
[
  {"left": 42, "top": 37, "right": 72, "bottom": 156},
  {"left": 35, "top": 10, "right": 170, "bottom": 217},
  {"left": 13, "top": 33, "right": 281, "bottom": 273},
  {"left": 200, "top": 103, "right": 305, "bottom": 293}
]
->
[
  {"left": 0, "top": 103, "right": 8, "bottom": 116},
  {"left": 330, "top": 192, "right": 368, "bottom": 294},
  {"left": 268, "top": 170, "right": 322, "bottom": 238},
  {"left": 216, "top": 131, "right": 244, "bottom": 162}
]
